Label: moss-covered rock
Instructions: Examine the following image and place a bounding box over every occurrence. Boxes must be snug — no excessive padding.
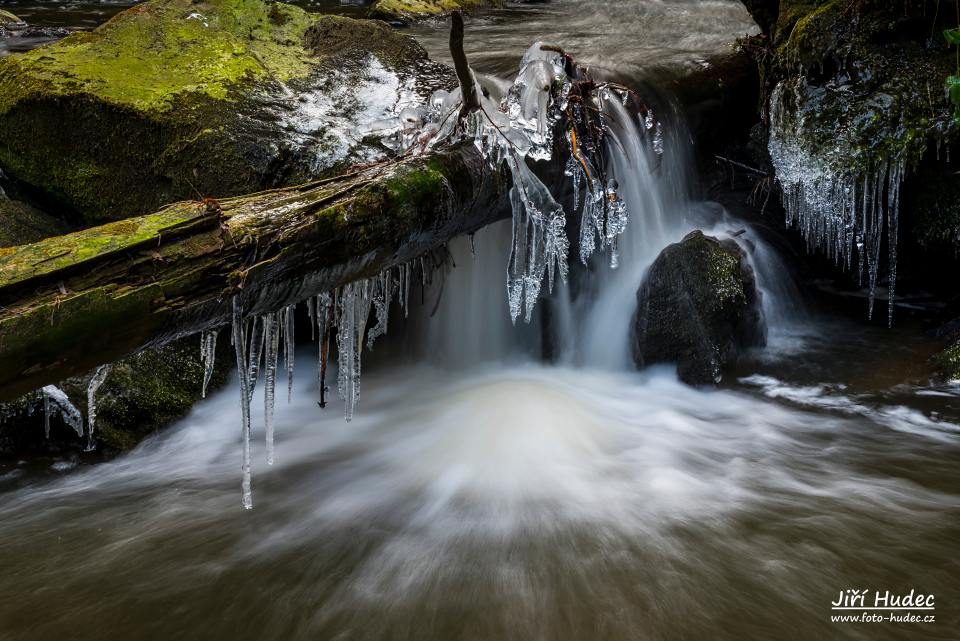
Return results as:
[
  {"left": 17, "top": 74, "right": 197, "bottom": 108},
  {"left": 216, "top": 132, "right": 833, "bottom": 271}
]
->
[
  {"left": 369, "top": 0, "right": 502, "bottom": 23},
  {"left": 0, "top": 334, "right": 230, "bottom": 458},
  {"left": 768, "top": 0, "right": 955, "bottom": 180},
  {"left": 932, "top": 340, "right": 960, "bottom": 382},
  {"left": 0, "top": 0, "right": 454, "bottom": 225},
  {"left": 0, "top": 196, "right": 72, "bottom": 247},
  {"left": 632, "top": 230, "right": 766, "bottom": 385}
]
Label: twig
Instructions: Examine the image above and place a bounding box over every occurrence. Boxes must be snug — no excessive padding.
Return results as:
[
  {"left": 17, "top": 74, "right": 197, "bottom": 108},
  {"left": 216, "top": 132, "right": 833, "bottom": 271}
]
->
[
  {"left": 714, "top": 155, "right": 769, "bottom": 177},
  {"left": 450, "top": 11, "right": 480, "bottom": 120}
]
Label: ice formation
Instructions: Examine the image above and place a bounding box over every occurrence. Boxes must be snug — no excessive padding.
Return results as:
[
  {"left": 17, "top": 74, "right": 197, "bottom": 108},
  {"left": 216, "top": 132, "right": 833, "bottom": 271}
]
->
[
  {"left": 85, "top": 364, "right": 112, "bottom": 451},
  {"left": 40, "top": 385, "right": 84, "bottom": 439},
  {"left": 227, "top": 263, "right": 417, "bottom": 505},
  {"left": 219, "top": 42, "right": 665, "bottom": 507},
  {"left": 768, "top": 77, "right": 911, "bottom": 326},
  {"left": 231, "top": 298, "right": 255, "bottom": 510},
  {"left": 324, "top": 42, "right": 659, "bottom": 324},
  {"left": 200, "top": 330, "right": 218, "bottom": 398}
]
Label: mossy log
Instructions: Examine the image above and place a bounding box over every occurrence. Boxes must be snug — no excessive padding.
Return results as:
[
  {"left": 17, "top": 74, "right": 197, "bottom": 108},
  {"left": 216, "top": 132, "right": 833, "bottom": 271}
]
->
[{"left": 0, "top": 147, "right": 509, "bottom": 400}]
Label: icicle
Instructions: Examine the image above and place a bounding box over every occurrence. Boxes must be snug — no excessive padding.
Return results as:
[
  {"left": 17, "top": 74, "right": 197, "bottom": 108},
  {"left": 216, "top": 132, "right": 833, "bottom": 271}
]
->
[
  {"left": 336, "top": 279, "right": 373, "bottom": 421},
  {"left": 283, "top": 304, "right": 295, "bottom": 402},
  {"left": 232, "top": 298, "right": 253, "bottom": 510},
  {"left": 85, "top": 364, "right": 112, "bottom": 451},
  {"left": 367, "top": 271, "right": 392, "bottom": 350},
  {"left": 262, "top": 312, "right": 280, "bottom": 465},
  {"left": 402, "top": 262, "right": 411, "bottom": 318},
  {"left": 505, "top": 159, "right": 570, "bottom": 323},
  {"left": 247, "top": 316, "right": 265, "bottom": 399},
  {"left": 43, "top": 391, "right": 51, "bottom": 439},
  {"left": 768, "top": 78, "right": 912, "bottom": 324},
  {"left": 200, "top": 329, "right": 218, "bottom": 398},
  {"left": 307, "top": 296, "right": 316, "bottom": 341},
  {"left": 316, "top": 293, "right": 333, "bottom": 406},
  {"left": 886, "top": 158, "right": 903, "bottom": 327}
]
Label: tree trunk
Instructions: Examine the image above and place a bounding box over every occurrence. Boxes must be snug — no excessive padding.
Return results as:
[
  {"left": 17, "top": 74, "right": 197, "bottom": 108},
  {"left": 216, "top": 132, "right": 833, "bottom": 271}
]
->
[{"left": 0, "top": 146, "right": 509, "bottom": 399}]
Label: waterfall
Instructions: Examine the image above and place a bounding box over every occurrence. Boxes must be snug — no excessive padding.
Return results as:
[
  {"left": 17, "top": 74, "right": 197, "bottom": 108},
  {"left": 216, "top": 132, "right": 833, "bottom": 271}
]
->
[{"left": 223, "top": 43, "right": 804, "bottom": 507}]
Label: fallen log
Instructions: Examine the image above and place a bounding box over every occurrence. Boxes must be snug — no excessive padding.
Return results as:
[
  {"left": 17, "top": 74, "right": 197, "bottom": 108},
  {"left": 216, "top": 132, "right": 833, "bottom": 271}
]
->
[{"left": 0, "top": 147, "right": 509, "bottom": 400}]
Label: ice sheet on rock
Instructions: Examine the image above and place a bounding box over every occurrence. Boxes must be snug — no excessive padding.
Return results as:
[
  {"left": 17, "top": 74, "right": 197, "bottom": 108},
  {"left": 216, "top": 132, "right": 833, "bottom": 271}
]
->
[
  {"left": 276, "top": 56, "right": 432, "bottom": 173},
  {"left": 41, "top": 385, "right": 83, "bottom": 438}
]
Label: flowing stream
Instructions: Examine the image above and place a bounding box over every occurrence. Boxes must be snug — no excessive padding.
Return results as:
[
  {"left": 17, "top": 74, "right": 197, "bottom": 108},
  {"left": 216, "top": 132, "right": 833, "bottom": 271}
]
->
[{"left": 1, "top": 2, "right": 959, "bottom": 640}]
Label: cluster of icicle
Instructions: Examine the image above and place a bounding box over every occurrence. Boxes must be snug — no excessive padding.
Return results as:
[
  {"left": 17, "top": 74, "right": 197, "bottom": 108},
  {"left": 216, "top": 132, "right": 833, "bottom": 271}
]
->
[
  {"left": 220, "top": 262, "right": 419, "bottom": 509},
  {"left": 214, "top": 42, "right": 666, "bottom": 508},
  {"left": 768, "top": 80, "right": 907, "bottom": 326},
  {"left": 391, "top": 42, "right": 658, "bottom": 323},
  {"left": 35, "top": 363, "right": 113, "bottom": 448}
]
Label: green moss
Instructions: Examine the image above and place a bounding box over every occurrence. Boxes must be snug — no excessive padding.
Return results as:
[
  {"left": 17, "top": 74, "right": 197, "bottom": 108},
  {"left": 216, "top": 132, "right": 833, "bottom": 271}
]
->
[
  {"left": 369, "top": 0, "right": 502, "bottom": 22},
  {"left": 706, "top": 247, "right": 746, "bottom": 307},
  {"left": 777, "top": 0, "right": 841, "bottom": 65},
  {"left": 0, "top": 0, "right": 318, "bottom": 116},
  {"left": 0, "top": 0, "right": 439, "bottom": 224},
  {"left": 933, "top": 340, "right": 960, "bottom": 381},
  {"left": 0, "top": 334, "right": 231, "bottom": 456}
]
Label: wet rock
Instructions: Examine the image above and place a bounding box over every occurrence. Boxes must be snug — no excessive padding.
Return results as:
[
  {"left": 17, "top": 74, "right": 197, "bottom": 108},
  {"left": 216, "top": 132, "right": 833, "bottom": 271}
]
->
[
  {"left": 632, "top": 230, "right": 766, "bottom": 385},
  {"left": 0, "top": 0, "right": 455, "bottom": 225},
  {"left": 739, "top": 0, "right": 778, "bottom": 35},
  {"left": 0, "top": 10, "right": 24, "bottom": 26},
  {"left": 0, "top": 335, "right": 230, "bottom": 458},
  {"left": 369, "top": 0, "right": 503, "bottom": 23}
]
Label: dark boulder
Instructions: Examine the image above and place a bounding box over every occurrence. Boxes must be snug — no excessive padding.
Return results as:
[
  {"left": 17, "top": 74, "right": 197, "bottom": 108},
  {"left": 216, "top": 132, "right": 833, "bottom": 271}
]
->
[{"left": 632, "top": 230, "right": 766, "bottom": 385}]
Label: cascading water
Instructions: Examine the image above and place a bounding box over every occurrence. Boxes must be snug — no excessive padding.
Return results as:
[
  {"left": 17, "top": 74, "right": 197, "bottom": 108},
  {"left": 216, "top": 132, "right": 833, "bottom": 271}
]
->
[{"left": 221, "top": 41, "right": 809, "bottom": 507}]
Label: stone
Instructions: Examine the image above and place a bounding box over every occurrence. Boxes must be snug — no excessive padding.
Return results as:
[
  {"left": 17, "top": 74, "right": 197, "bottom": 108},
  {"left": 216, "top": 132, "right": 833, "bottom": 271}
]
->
[
  {"left": 0, "top": 0, "right": 455, "bottom": 225},
  {"left": 632, "top": 230, "right": 766, "bottom": 385}
]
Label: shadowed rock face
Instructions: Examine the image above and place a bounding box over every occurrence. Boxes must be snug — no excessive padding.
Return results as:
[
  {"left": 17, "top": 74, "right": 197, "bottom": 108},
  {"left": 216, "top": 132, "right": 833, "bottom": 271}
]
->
[
  {"left": 632, "top": 230, "right": 766, "bottom": 386},
  {"left": 0, "top": 0, "right": 455, "bottom": 225}
]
